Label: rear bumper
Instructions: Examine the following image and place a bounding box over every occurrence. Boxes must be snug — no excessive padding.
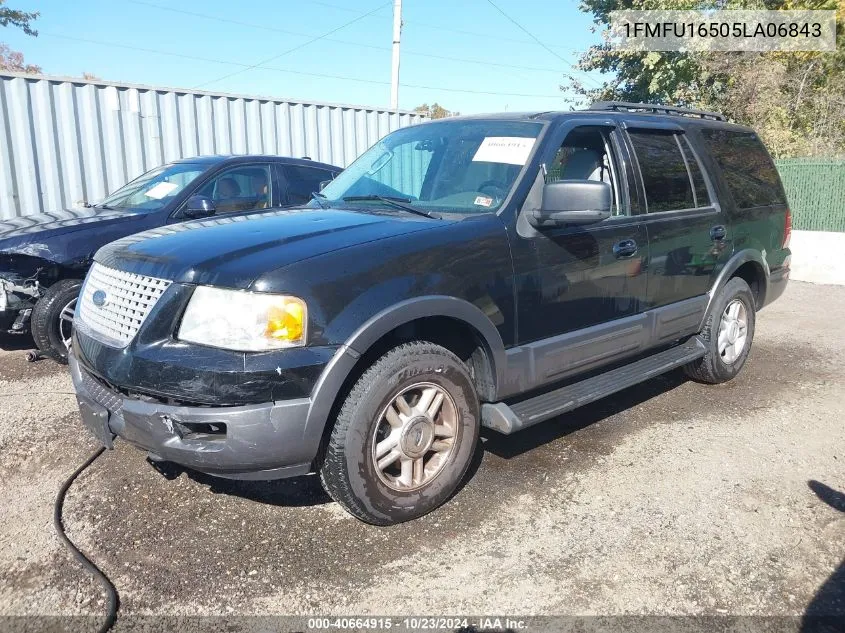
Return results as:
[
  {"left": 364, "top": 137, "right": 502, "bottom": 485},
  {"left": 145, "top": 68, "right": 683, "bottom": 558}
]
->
[
  {"left": 70, "top": 351, "right": 316, "bottom": 479},
  {"left": 764, "top": 265, "right": 790, "bottom": 308}
]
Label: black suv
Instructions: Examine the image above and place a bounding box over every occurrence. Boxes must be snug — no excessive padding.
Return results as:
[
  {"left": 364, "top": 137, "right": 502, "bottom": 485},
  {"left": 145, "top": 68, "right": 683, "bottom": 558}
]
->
[
  {"left": 0, "top": 155, "right": 340, "bottom": 362},
  {"left": 70, "top": 103, "right": 791, "bottom": 525}
]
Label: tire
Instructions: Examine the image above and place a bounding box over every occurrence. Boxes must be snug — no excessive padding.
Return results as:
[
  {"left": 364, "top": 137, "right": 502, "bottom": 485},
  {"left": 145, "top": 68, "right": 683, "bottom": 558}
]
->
[
  {"left": 319, "top": 341, "right": 480, "bottom": 525},
  {"left": 684, "top": 277, "right": 756, "bottom": 384},
  {"left": 31, "top": 279, "right": 82, "bottom": 364}
]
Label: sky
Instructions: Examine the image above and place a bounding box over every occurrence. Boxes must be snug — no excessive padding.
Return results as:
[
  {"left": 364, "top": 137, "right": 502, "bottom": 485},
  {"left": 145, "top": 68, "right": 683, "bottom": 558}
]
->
[{"left": 2, "top": 0, "right": 608, "bottom": 114}]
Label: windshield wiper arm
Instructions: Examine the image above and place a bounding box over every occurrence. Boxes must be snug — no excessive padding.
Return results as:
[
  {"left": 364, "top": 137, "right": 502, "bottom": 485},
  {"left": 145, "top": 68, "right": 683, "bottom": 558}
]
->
[
  {"left": 311, "top": 192, "right": 330, "bottom": 209},
  {"left": 342, "top": 195, "right": 438, "bottom": 219}
]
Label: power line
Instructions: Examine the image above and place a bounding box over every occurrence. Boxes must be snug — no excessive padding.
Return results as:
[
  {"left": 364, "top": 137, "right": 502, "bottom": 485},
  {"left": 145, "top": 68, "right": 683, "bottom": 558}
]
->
[
  {"left": 127, "top": 0, "right": 565, "bottom": 75},
  {"left": 39, "top": 32, "right": 567, "bottom": 100},
  {"left": 483, "top": 0, "right": 602, "bottom": 88},
  {"left": 193, "top": 1, "right": 392, "bottom": 89},
  {"left": 291, "top": 0, "right": 584, "bottom": 55}
]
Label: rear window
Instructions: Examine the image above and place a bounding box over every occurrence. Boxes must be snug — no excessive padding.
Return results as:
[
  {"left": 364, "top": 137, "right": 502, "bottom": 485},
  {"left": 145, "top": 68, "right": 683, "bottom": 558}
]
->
[{"left": 700, "top": 129, "right": 786, "bottom": 209}]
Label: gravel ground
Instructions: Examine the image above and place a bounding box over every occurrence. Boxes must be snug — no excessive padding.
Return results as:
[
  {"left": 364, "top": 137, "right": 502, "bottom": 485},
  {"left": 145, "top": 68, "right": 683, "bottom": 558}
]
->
[{"left": 0, "top": 281, "right": 842, "bottom": 629}]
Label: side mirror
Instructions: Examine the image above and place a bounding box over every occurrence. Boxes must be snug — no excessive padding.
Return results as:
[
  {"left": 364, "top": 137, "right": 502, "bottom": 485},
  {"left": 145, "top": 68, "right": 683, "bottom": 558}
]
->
[
  {"left": 183, "top": 195, "right": 216, "bottom": 219},
  {"left": 319, "top": 179, "right": 333, "bottom": 191},
  {"left": 529, "top": 180, "right": 611, "bottom": 228}
]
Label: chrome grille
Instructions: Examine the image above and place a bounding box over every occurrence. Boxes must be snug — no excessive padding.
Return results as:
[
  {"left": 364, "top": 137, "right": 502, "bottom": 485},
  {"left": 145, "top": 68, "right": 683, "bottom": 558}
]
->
[{"left": 76, "top": 263, "right": 171, "bottom": 347}]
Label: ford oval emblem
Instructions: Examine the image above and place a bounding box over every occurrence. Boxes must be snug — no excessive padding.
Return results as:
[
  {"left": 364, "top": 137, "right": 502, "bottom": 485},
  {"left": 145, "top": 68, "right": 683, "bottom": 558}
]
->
[{"left": 92, "top": 290, "right": 107, "bottom": 307}]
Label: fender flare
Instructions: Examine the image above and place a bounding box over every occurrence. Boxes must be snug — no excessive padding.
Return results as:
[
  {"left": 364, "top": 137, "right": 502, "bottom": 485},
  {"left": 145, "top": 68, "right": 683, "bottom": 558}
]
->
[
  {"left": 300, "top": 296, "right": 508, "bottom": 459},
  {"left": 344, "top": 295, "right": 506, "bottom": 370},
  {"left": 702, "top": 249, "right": 769, "bottom": 327}
]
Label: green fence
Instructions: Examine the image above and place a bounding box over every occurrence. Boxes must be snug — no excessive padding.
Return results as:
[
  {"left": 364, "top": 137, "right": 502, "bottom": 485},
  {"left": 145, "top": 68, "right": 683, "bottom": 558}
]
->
[{"left": 775, "top": 159, "right": 845, "bottom": 233}]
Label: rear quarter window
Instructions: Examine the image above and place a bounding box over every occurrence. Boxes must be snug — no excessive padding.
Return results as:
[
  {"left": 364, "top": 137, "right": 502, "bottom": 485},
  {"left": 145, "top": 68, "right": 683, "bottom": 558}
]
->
[{"left": 700, "top": 129, "right": 786, "bottom": 209}]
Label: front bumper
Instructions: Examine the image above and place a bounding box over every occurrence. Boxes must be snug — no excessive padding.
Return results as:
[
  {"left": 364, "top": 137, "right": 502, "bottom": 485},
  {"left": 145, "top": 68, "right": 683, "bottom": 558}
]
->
[{"left": 70, "top": 352, "right": 317, "bottom": 479}]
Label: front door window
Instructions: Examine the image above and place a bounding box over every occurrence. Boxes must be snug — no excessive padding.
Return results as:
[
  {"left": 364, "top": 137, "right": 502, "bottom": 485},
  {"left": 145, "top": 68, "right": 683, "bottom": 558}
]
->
[
  {"left": 197, "top": 165, "right": 272, "bottom": 214},
  {"left": 547, "top": 126, "right": 624, "bottom": 216}
]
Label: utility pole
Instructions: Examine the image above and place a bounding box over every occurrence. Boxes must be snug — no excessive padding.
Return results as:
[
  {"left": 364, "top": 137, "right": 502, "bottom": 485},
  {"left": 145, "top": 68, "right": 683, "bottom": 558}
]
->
[{"left": 390, "top": 0, "right": 402, "bottom": 110}]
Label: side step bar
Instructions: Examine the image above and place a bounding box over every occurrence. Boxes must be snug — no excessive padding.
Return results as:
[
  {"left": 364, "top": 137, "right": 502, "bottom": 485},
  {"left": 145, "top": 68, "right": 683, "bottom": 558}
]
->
[{"left": 481, "top": 337, "right": 706, "bottom": 435}]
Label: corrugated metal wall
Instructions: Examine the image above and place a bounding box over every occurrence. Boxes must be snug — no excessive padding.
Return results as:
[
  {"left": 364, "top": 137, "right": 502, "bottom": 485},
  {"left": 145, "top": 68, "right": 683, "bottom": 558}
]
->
[{"left": 0, "top": 72, "right": 426, "bottom": 220}]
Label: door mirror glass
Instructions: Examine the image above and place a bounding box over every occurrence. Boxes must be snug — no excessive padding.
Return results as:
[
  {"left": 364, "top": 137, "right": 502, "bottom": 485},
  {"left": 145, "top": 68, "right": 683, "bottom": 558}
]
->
[
  {"left": 529, "top": 180, "right": 611, "bottom": 228},
  {"left": 183, "top": 195, "right": 216, "bottom": 218}
]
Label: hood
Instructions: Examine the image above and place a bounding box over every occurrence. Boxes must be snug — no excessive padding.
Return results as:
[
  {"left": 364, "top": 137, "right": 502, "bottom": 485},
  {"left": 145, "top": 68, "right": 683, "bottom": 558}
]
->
[
  {"left": 0, "top": 208, "right": 143, "bottom": 258},
  {"left": 95, "top": 207, "right": 449, "bottom": 289}
]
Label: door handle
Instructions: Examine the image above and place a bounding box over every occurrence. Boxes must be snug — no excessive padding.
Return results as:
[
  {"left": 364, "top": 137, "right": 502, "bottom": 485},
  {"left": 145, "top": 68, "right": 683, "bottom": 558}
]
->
[
  {"left": 613, "top": 239, "right": 638, "bottom": 258},
  {"left": 710, "top": 225, "right": 727, "bottom": 241}
]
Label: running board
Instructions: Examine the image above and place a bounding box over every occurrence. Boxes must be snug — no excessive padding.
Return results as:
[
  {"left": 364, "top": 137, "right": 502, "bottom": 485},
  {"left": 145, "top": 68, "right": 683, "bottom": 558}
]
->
[{"left": 481, "top": 337, "right": 706, "bottom": 435}]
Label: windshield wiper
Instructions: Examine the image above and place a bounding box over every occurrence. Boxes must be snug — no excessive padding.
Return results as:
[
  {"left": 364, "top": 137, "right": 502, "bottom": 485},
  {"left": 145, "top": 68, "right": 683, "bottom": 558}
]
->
[
  {"left": 311, "top": 191, "right": 330, "bottom": 209},
  {"left": 94, "top": 203, "right": 116, "bottom": 210},
  {"left": 342, "top": 195, "right": 438, "bottom": 219}
]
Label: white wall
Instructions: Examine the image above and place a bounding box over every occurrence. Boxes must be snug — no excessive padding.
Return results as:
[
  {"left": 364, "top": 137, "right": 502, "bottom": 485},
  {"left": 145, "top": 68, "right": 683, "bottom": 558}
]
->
[{"left": 788, "top": 230, "right": 845, "bottom": 285}]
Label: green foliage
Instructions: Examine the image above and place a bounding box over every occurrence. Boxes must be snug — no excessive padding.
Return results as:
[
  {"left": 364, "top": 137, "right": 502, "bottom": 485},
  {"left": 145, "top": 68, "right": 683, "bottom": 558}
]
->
[
  {"left": 414, "top": 103, "right": 461, "bottom": 119},
  {"left": 0, "top": 0, "right": 40, "bottom": 74},
  {"left": 572, "top": 0, "right": 845, "bottom": 157},
  {"left": 0, "top": 0, "right": 39, "bottom": 36}
]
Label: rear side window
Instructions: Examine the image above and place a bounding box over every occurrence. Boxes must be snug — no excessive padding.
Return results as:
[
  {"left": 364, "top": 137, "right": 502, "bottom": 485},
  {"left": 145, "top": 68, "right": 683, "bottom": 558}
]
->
[
  {"left": 628, "top": 131, "right": 696, "bottom": 213},
  {"left": 284, "top": 165, "right": 335, "bottom": 205},
  {"left": 700, "top": 129, "right": 785, "bottom": 209}
]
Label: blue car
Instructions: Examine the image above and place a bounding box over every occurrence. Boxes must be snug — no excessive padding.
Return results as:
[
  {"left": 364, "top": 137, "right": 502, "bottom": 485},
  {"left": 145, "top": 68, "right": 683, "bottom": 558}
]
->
[{"left": 0, "top": 155, "right": 341, "bottom": 362}]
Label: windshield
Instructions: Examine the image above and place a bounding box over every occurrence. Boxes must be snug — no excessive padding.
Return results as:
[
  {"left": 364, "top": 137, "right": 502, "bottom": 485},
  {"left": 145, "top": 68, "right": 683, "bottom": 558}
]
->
[
  {"left": 319, "top": 120, "right": 544, "bottom": 214},
  {"left": 99, "top": 163, "right": 206, "bottom": 211}
]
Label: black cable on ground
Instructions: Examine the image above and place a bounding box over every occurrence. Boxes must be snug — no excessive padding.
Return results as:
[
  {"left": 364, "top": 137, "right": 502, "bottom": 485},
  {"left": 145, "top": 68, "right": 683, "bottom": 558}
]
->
[{"left": 53, "top": 446, "right": 119, "bottom": 633}]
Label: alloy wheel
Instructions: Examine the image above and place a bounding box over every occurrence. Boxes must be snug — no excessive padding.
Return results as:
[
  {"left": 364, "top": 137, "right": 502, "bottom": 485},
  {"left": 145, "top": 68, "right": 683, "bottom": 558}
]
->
[
  {"left": 718, "top": 298, "right": 748, "bottom": 364},
  {"left": 371, "top": 382, "right": 458, "bottom": 491},
  {"left": 59, "top": 298, "right": 76, "bottom": 351}
]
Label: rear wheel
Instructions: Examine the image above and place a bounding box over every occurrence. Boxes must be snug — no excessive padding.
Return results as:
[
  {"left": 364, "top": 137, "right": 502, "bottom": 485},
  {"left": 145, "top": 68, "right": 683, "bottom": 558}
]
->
[
  {"left": 684, "top": 276, "right": 756, "bottom": 384},
  {"left": 319, "top": 342, "right": 480, "bottom": 525},
  {"left": 31, "top": 279, "right": 82, "bottom": 364}
]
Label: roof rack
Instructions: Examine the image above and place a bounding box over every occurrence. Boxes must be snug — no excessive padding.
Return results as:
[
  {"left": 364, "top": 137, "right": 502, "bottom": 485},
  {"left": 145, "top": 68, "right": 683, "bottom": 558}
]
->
[{"left": 589, "top": 101, "right": 726, "bottom": 122}]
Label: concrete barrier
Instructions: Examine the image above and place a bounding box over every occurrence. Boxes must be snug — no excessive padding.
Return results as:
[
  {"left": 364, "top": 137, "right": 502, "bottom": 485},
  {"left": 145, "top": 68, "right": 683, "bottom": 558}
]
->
[{"left": 787, "top": 230, "right": 845, "bottom": 285}]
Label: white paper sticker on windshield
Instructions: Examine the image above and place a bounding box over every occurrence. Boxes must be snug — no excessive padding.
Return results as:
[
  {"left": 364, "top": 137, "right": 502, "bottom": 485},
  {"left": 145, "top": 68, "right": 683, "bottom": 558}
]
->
[
  {"left": 145, "top": 182, "right": 179, "bottom": 199},
  {"left": 472, "top": 137, "right": 536, "bottom": 165}
]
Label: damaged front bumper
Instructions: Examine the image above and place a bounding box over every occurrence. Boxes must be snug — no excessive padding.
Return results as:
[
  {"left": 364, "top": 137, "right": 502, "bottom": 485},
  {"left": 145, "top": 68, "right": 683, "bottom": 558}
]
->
[
  {"left": 0, "top": 276, "right": 37, "bottom": 333},
  {"left": 69, "top": 352, "right": 316, "bottom": 480}
]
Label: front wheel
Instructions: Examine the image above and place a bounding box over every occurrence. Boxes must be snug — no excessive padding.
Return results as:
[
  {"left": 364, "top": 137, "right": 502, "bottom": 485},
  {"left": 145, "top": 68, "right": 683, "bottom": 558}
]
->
[
  {"left": 319, "top": 342, "right": 480, "bottom": 525},
  {"left": 31, "top": 279, "right": 82, "bottom": 364}
]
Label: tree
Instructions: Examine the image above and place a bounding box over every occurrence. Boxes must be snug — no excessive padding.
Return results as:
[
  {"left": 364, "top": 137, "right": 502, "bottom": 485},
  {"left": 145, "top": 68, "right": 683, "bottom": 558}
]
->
[
  {"left": 0, "top": 0, "right": 39, "bottom": 36},
  {"left": 571, "top": 0, "right": 845, "bottom": 157},
  {"left": 1, "top": 0, "right": 40, "bottom": 73},
  {"left": 0, "top": 42, "right": 39, "bottom": 73},
  {"left": 414, "top": 103, "right": 461, "bottom": 119}
]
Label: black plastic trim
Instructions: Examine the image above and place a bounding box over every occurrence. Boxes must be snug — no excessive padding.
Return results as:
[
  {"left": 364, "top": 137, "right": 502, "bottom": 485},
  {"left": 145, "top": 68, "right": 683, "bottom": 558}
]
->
[{"left": 498, "top": 295, "right": 707, "bottom": 398}]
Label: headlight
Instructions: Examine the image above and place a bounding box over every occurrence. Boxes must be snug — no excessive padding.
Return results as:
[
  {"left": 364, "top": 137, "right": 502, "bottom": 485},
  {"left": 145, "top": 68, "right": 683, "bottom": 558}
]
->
[{"left": 178, "top": 286, "right": 307, "bottom": 351}]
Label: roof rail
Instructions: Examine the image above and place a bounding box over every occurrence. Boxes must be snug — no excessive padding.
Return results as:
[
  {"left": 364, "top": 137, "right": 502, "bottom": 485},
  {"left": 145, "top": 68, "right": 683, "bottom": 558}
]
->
[{"left": 589, "top": 101, "right": 726, "bottom": 122}]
